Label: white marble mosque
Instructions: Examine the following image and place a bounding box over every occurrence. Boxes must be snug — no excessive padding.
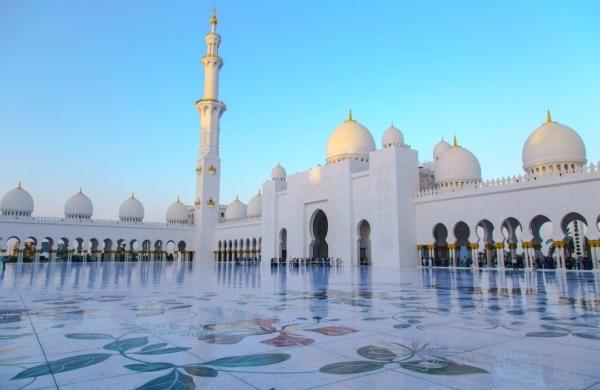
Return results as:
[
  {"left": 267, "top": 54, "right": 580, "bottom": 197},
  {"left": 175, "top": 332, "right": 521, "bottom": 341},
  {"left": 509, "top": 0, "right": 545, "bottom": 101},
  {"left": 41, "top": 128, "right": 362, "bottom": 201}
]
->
[
  {"left": 1, "top": 10, "right": 599, "bottom": 271},
  {"left": 3, "top": 10, "right": 600, "bottom": 390}
]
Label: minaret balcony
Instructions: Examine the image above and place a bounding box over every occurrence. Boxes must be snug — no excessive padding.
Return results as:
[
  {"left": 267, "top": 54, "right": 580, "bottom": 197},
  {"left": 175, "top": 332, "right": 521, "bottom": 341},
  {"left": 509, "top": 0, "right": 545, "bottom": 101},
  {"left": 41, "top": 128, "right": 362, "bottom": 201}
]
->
[{"left": 195, "top": 98, "right": 224, "bottom": 105}]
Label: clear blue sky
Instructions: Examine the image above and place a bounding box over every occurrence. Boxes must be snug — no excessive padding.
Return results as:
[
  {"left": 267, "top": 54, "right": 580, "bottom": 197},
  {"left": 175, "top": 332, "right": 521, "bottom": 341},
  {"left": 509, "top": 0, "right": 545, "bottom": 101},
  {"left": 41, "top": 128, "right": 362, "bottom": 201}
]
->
[{"left": 1, "top": 0, "right": 599, "bottom": 221}]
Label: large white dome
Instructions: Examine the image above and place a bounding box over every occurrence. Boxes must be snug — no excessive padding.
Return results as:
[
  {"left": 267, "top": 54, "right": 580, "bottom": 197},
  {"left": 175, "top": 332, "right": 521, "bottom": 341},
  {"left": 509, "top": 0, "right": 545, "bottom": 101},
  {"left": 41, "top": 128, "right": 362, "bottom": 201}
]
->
[
  {"left": 271, "top": 164, "right": 286, "bottom": 181},
  {"left": 433, "top": 139, "right": 451, "bottom": 161},
  {"left": 166, "top": 198, "right": 188, "bottom": 224},
  {"left": 326, "top": 111, "right": 376, "bottom": 164},
  {"left": 119, "top": 194, "right": 144, "bottom": 223},
  {"left": 1, "top": 183, "right": 34, "bottom": 217},
  {"left": 435, "top": 140, "right": 481, "bottom": 186},
  {"left": 225, "top": 197, "right": 247, "bottom": 221},
  {"left": 64, "top": 189, "right": 93, "bottom": 219},
  {"left": 247, "top": 191, "right": 262, "bottom": 217},
  {"left": 382, "top": 124, "right": 404, "bottom": 148},
  {"left": 522, "top": 112, "right": 586, "bottom": 173}
]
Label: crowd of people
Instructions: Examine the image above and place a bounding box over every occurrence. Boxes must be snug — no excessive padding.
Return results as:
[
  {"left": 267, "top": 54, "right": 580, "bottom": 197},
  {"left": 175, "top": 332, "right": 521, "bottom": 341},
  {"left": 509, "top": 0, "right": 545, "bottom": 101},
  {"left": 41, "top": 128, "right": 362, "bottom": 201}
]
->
[
  {"left": 216, "top": 256, "right": 261, "bottom": 264},
  {"left": 270, "top": 257, "right": 343, "bottom": 267},
  {"left": 421, "top": 254, "right": 595, "bottom": 270}
]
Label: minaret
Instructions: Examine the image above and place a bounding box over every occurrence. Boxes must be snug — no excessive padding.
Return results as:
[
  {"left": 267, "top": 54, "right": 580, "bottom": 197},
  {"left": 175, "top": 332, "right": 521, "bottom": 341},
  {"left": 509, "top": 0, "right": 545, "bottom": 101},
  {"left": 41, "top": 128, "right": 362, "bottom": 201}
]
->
[{"left": 194, "top": 9, "right": 226, "bottom": 261}]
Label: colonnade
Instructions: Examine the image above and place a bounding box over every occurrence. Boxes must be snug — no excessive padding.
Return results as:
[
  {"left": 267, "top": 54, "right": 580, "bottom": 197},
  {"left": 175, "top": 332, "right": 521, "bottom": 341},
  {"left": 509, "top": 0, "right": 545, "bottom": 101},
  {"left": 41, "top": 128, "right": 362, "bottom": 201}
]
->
[
  {"left": 418, "top": 212, "right": 600, "bottom": 271},
  {"left": 0, "top": 237, "right": 194, "bottom": 263},
  {"left": 215, "top": 237, "right": 261, "bottom": 262}
]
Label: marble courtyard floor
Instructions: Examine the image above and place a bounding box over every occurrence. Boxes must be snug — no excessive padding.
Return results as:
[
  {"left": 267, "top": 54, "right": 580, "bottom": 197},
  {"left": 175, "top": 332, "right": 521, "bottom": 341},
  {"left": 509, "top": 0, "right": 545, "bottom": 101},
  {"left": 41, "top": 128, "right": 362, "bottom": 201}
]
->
[{"left": 1, "top": 262, "right": 600, "bottom": 389}]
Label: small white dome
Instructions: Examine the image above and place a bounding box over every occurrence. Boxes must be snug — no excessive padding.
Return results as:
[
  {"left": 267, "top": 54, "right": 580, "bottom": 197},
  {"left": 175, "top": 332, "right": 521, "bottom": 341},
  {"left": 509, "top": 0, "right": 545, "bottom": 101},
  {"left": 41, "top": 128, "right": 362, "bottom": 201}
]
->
[
  {"left": 433, "top": 139, "right": 451, "bottom": 161},
  {"left": 382, "top": 124, "right": 404, "bottom": 148},
  {"left": 247, "top": 191, "right": 262, "bottom": 217},
  {"left": 326, "top": 111, "right": 376, "bottom": 163},
  {"left": 225, "top": 197, "right": 247, "bottom": 220},
  {"left": 435, "top": 140, "right": 481, "bottom": 186},
  {"left": 1, "top": 183, "right": 34, "bottom": 217},
  {"left": 522, "top": 111, "right": 586, "bottom": 173},
  {"left": 64, "top": 189, "right": 93, "bottom": 219},
  {"left": 166, "top": 198, "right": 188, "bottom": 224},
  {"left": 271, "top": 164, "right": 287, "bottom": 181},
  {"left": 119, "top": 194, "right": 144, "bottom": 223}
]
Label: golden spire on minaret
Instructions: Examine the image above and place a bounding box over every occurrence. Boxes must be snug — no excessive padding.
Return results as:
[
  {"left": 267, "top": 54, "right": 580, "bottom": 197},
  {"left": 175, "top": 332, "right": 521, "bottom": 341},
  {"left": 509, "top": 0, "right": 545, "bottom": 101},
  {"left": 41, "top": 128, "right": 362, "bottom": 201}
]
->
[
  {"left": 546, "top": 109, "right": 553, "bottom": 123},
  {"left": 210, "top": 8, "right": 218, "bottom": 31},
  {"left": 347, "top": 109, "right": 353, "bottom": 122},
  {"left": 453, "top": 135, "right": 459, "bottom": 147}
]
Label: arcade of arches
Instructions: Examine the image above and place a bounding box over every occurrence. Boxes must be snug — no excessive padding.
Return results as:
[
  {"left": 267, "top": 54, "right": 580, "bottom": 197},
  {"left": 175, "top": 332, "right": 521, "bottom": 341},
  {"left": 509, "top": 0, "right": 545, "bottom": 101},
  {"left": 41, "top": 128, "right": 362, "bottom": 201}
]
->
[
  {"left": 418, "top": 212, "right": 600, "bottom": 270},
  {"left": 215, "top": 237, "right": 261, "bottom": 262},
  {"left": 0, "top": 237, "right": 193, "bottom": 262},
  {"left": 274, "top": 211, "right": 373, "bottom": 264}
]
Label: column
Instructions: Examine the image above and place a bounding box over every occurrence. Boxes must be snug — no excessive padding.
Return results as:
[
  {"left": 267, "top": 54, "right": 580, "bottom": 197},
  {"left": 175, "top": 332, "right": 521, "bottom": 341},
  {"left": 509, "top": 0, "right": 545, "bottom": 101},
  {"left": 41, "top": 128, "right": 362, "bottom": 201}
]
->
[
  {"left": 591, "top": 240, "right": 598, "bottom": 270},
  {"left": 495, "top": 243, "right": 504, "bottom": 269},
  {"left": 553, "top": 241, "right": 565, "bottom": 269},
  {"left": 522, "top": 242, "right": 530, "bottom": 269},
  {"left": 485, "top": 243, "right": 493, "bottom": 267},
  {"left": 35, "top": 244, "right": 42, "bottom": 262},
  {"left": 470, "top": 243, "right": 479, "bottom": 269}
]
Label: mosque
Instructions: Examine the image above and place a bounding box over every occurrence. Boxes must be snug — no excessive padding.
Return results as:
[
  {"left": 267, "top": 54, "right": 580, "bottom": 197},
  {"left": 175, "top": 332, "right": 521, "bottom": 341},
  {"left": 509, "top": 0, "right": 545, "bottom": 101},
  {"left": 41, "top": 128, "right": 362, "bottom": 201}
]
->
[{"left": 1, "top": 12, "right": 599, "bottom": 270}]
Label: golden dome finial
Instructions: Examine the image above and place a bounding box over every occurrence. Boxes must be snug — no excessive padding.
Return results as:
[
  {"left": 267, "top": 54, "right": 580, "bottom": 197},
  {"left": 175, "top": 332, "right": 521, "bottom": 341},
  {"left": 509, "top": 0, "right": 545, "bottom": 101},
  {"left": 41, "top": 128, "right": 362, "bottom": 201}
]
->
[
  {"left": 177, "top": 195, "right": 180, "bottom": 202},
  {"left": 347, "top": 109, "right": 353, "bottom": 122},
  {"left": 17, "top": 181, "right": 21, "bottom": 189},
  {"left": 210, "top": 8, "right": 218, "bottom": 28},
  {"left": 452, "top": 135, "right": 459, "bottom": 147},
  {"left": 546, "top": 109, "right": 553, "bottom": 123},
  {"left": 131, "top": 192, "right": 135, "bottom": 199},
  {"left": 79, "top": 186, "right": 82, "bottom": 194}
]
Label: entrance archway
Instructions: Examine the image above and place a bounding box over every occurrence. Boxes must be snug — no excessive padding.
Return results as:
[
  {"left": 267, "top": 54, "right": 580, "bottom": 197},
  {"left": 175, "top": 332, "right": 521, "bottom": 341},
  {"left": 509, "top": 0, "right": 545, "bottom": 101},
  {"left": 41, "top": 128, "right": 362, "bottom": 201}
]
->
[
  {"left": 501, "top": 217, "right": 523, "bottom": 268},
  {"left": 357, "top": 220, "right": 371, "bottom": 265},
  {"left": 454, "top": 221, "right": 470, "bottom": 267},
  {"left": 279, "top": 228, "right": 287, "bottom": 259},
  {"left": 310, "top": 209, "right": 328, "bottom": 258},
  {"left": 476, "top": 219, "right": 494, "bottom": 267},
  {"left": 530, "top": 215, "right": 553, "bottom": 268},
  {"left": 432, "top": 223, "right": 448, "bottom": 266},
  {"left": 561, "top": 212, "right": 590, "bottom": 269}
]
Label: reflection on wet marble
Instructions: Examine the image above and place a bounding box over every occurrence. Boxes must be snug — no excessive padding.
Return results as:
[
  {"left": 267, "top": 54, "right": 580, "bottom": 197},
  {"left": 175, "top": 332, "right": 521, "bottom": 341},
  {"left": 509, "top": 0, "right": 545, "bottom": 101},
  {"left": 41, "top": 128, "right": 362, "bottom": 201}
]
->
[{"left": 1, "top": 262, "right": 600, "bottom": 389}]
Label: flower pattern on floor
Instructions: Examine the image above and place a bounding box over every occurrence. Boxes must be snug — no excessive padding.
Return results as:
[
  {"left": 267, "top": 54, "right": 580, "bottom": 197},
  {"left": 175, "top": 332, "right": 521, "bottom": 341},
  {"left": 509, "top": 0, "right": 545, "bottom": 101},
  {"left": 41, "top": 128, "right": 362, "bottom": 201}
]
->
[{"left": 2, "top": 262, "right": 600, "bottom": 389}]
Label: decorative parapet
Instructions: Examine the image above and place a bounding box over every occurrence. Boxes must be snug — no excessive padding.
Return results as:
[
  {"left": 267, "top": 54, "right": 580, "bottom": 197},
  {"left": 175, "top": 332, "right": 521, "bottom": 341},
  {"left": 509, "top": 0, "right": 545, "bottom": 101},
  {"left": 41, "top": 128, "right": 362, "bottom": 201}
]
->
[
  {"left": 195, "top": 97, "right": 225, "bottom": 105},
  {"left": 216, "top": 215, "right": 262, "bottom": 227},
  {"left": 0, "top": 215, "right": 194, "bottom": 229},
  {"left": 414, "top": 162, "right": 600, "bottom": 201}
]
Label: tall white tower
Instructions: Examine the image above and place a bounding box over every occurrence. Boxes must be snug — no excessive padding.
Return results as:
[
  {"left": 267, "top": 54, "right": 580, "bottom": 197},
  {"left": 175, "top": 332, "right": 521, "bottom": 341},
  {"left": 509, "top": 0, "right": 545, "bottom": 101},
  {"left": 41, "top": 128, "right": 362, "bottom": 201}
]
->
[{"left": 194, "top": 9, "right": 226, "bottom": 260}]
